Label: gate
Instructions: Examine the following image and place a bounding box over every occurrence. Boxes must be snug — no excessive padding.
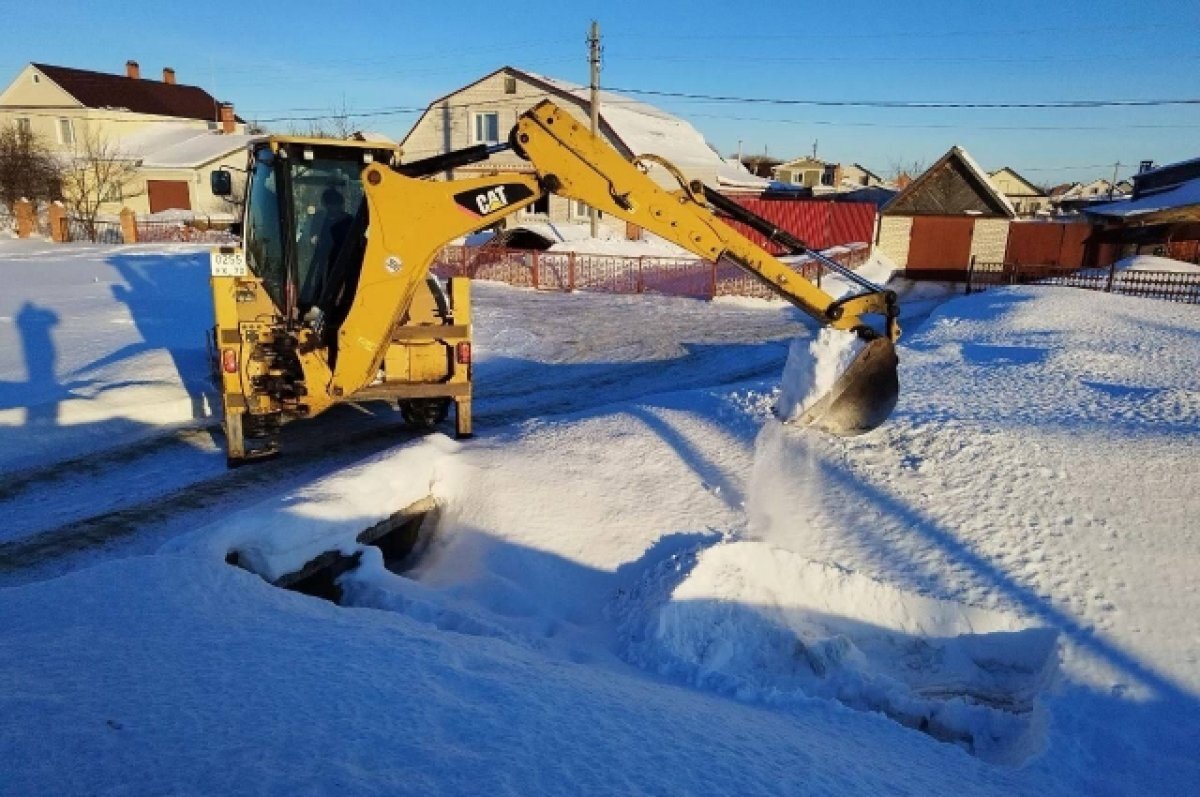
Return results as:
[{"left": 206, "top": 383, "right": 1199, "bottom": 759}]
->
[{"left": 906, "top": 216, "right": 975, "bottom": 276}]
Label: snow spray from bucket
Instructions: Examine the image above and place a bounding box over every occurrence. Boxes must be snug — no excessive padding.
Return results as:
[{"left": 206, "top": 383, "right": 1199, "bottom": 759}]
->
[{"left": 776, "top": 328, "right": 899, "bottom": 436}]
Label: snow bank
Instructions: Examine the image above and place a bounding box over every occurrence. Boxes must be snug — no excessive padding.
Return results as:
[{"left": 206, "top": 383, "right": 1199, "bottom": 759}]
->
[
  {"left": 163, "top": 434, "right": 460, "bottom": 581},
  {"left": 615, "top": 537, "right": 1057, "bottom": 763}
]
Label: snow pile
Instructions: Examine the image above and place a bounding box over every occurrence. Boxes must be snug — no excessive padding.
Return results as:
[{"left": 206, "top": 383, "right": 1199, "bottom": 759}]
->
[
  {"left": 615, "top": 537, "right": 1057, "bottom": 763},
  {"left": 775, "top": 327, "right": 866, "bottom": 421},
  {"left": 164, "top": 434, "right": 460, "bottom": 581}
]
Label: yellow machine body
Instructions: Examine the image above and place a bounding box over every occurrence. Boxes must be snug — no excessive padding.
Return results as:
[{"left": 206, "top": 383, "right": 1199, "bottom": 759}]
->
[{"left": 208, "top": 103, "right": 899, "bottom": 464}]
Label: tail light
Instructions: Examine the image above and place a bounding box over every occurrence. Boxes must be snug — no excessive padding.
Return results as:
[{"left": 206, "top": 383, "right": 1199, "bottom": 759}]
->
[
  {"left": 221, "top": 348, "right": 239, "bottom": 374},
  {"left": 455, "top": 342, "right": 472, "bottom": 365}
]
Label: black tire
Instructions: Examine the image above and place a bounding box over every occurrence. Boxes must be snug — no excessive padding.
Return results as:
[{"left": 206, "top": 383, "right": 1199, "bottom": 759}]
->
[{"left": 400, "top": 398, "right": 451, "bottom": 429}]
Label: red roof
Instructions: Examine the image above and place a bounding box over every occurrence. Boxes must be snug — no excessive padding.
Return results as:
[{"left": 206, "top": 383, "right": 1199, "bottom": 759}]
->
[{"left": 31, "top": 63, "right": 241, "bottom": 123}]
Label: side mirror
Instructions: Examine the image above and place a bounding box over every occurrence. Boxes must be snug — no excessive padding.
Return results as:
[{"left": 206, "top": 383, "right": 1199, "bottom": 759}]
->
[{"left": 211, "top": 170, "right": 233, "bottom": 197}]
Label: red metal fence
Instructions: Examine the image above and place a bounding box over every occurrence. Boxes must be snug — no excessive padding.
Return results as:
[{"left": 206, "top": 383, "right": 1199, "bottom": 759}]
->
[
  {"left": 431, "top": 243, "right": 870, "bottom": 301},
  {"left": 725, "top": 199, "right": 877, "bottom": 252}
]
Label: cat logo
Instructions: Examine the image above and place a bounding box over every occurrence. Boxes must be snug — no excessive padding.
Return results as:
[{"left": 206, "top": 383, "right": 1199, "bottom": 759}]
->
[
  {"left": 475, "top": 186, "right": 509, "bottom": 215},
  {"left": 454, "top": 183, "right": 534, "bottom": 217}
]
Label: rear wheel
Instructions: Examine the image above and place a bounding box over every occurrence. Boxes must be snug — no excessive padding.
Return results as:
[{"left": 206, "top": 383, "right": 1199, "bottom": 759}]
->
[{"left": 399, "top": 398, "right": 451, "bottom": 430}]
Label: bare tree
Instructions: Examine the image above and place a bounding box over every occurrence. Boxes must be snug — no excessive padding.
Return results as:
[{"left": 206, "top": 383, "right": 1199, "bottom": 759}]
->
[
  {"left": 286, "top": 100, "right": 355, "bottom": 140},
  {"left": 0, "top": 123, "right": 62, "bottom": 215},
  {"left": 59, "top": 130, "right": 142, "bottom": 242},
  {"left": 887, "top": 157, "right": 928, "bottom": 183},
  {"left": 739, "top": 154, "right": 783, "bottom": 178}
]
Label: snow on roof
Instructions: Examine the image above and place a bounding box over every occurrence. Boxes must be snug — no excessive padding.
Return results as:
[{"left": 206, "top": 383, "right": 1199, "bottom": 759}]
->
[
  {"left": 117, "top": 124, "right": 255, "bottom": 168},
  {"left": 1085, "top": 177, "right": 1200, "bottom": 219},
  {"left": 517, "top": 70, "right": 767, "bottom": 190},
  {"left": 351, "top": 130, "right": 397, "bottom": 144}
]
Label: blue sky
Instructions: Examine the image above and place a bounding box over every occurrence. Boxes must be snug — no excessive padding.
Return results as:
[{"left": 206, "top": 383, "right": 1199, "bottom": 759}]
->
[{"left": 3, "top": 0, "right": 1197, "bottom": 185}]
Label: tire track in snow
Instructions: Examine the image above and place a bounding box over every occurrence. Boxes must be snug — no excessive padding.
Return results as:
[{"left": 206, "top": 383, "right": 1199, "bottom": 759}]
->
[{"left": 0, "top": 352, "right": 792, "bottom": 581}]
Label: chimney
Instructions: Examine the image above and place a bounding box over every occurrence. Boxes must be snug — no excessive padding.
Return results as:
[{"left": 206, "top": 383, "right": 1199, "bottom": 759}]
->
[
  {"left": 162, "top": 67, "right": 176, "bottom": 85},
  {"left": 126, "top": 60, "right": 140, "bottom": 80},
  {"left": 219, "top": 102, "right": 236, "bottom": 134}
]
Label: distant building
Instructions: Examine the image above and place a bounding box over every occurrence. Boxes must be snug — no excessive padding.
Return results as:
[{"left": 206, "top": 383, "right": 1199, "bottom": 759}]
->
[
  {"left": 989, "top": 167, "right": 1050, "bottom": 217},
  {"left": 0, "top": 60, "right": 252, "bottom": 216},
  {"left": 401, "top": 66, "right": 766, "bottom": 235},
  {"left": 1052, "top": 178, "right": 1129, "bottom": 214},
  {"left": 771, "top": 157, "right": 883, "bottom": 190},
  {"left": 1084, "top": 155, "right": 1200, "bottom": 261},
  {"left": 877, "top": 146, "right": 1015, "bottom": 273}
]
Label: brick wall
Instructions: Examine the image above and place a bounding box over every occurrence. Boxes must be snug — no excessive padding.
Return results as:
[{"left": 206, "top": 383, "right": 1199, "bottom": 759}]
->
[
  {"left": 876, "top": 216, "right": 912, "bottom": 268},
  {"left": 969, "top": 218, "right": 1010, "bottom": 263}
]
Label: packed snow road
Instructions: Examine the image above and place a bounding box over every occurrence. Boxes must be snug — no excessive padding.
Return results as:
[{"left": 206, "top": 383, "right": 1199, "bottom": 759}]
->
[{"left": 0, "top": 241, "right": 810, "bottom": 582}]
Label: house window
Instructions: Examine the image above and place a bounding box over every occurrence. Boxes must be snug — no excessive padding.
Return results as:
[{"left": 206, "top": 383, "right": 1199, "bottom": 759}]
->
[
  {"left": 102, "top": 182, "right": 123, "bottom": 203},
  {"left": 473, "top": 112, "right": 500, "bottom": 144},
  {"left": 821, "top": 164, "right": 837, "bottom": 186},
  {"left": 503, "top": 76, "right": 517, "bottom": 94},
  {"left": 571, "top": 199, "right": 600, "bottom": 220},
  {"left": 522, "top": 193, "right": 550, "bottom": 216},
  {"left": 16, "top": 118, "right": 32, "bottom": 137},
  {"left": 31, "top": 73, "right": 40, "bottom": 84},
  {"left": 58, "top": 118, "right": 75, "bottom": 146}
]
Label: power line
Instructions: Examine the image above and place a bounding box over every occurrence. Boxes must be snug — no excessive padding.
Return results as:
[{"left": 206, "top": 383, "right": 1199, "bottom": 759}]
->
[
  {"left": 610, "top": 22, "right": 1183, "bottom": 41},
  {"left": 603, "top": 86, "right": 1200, "bottom": 110},
  {"left": 681, "top": 111, "right": 1200, "bottom": 132}
]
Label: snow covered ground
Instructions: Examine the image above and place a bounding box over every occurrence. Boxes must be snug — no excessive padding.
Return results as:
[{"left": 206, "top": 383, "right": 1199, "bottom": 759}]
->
[{"left": 1, "top": 238, "right": 1198, "bottom": 795}]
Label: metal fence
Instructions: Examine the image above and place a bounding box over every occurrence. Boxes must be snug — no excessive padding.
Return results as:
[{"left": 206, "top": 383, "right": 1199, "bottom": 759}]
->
[
  {"left": 134, "top": 221, "right": 237, "bottom": 244},
  {"left": 65, "top": 217, "right": 124, "bottom": 243},
  {"left": 430, "top": 243, "right": 869, "bottom": 301},
  {"left": 966, "top": 259, "right": 1200, "bottom": 304},
  {"left": 50, "top": 216, "right": 237, "bottom": 244}
]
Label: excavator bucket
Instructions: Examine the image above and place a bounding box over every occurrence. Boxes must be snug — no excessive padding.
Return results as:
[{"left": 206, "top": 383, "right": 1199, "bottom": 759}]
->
[{"left": 793, "top": 337, "right": 900, "bottom": 436}]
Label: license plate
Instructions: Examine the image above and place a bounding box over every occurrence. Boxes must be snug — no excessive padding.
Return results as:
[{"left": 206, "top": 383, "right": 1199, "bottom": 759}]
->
[{"left": 211, "top": 250, "right": 248, "bottom": 277}]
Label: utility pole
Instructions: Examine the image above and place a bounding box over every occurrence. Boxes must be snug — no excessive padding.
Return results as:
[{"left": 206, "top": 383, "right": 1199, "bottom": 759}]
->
[
  {"left": 1109, "top": 160, "right": 1121, "bottom": 199},
  {"left": 588, "top": 20, "right": 601, "bottom": 238}
]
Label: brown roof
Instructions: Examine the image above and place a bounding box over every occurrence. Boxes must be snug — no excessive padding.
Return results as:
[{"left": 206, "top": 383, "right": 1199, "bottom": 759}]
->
[{"left": 31, "top": 63, "right": 241, "bottom": 122}]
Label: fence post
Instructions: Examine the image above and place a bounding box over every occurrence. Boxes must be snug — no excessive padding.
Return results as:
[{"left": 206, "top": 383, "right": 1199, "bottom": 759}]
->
[
  {"left": 14, "top": 199, "right": 34, "bottom": 238},
  {"left": 568, "top": 251, "right": 576, "bottom": 291},
  {"left": 966, "top": 255, "right": 976, "bottom": 294},
  {"left": 531, "top": 249, "right": 539, "bottom": 290},
  {"left": 119, "top": 207, "right": 139, "bottom": 244},
  {"left": 1105, "top": 258, "right": 1117, "bottom": 293},
  {"left": 636, "top": 256, "right": 644, "bottom": 293},
  {"left": 709, "top": 260, "right": 718, "bottom": 299},
  {"left": 47, "top": 202, "right": 68, "bottom": 243}
]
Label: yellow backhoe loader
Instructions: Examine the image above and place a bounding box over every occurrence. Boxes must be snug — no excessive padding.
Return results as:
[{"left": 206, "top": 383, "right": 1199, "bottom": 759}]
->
[{"left": 208, "top": 100, "right": 900, "bottom": 466}]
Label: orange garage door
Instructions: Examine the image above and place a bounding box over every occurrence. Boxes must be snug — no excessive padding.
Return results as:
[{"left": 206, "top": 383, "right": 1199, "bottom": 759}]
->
[{"left": 147, "top": 180, "right": 192, "bottom": 213}]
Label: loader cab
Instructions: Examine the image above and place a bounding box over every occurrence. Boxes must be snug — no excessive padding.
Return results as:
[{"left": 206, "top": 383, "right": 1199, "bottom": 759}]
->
[{"left": 225, "top": 137, "right": 399, "bottom": 319}]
